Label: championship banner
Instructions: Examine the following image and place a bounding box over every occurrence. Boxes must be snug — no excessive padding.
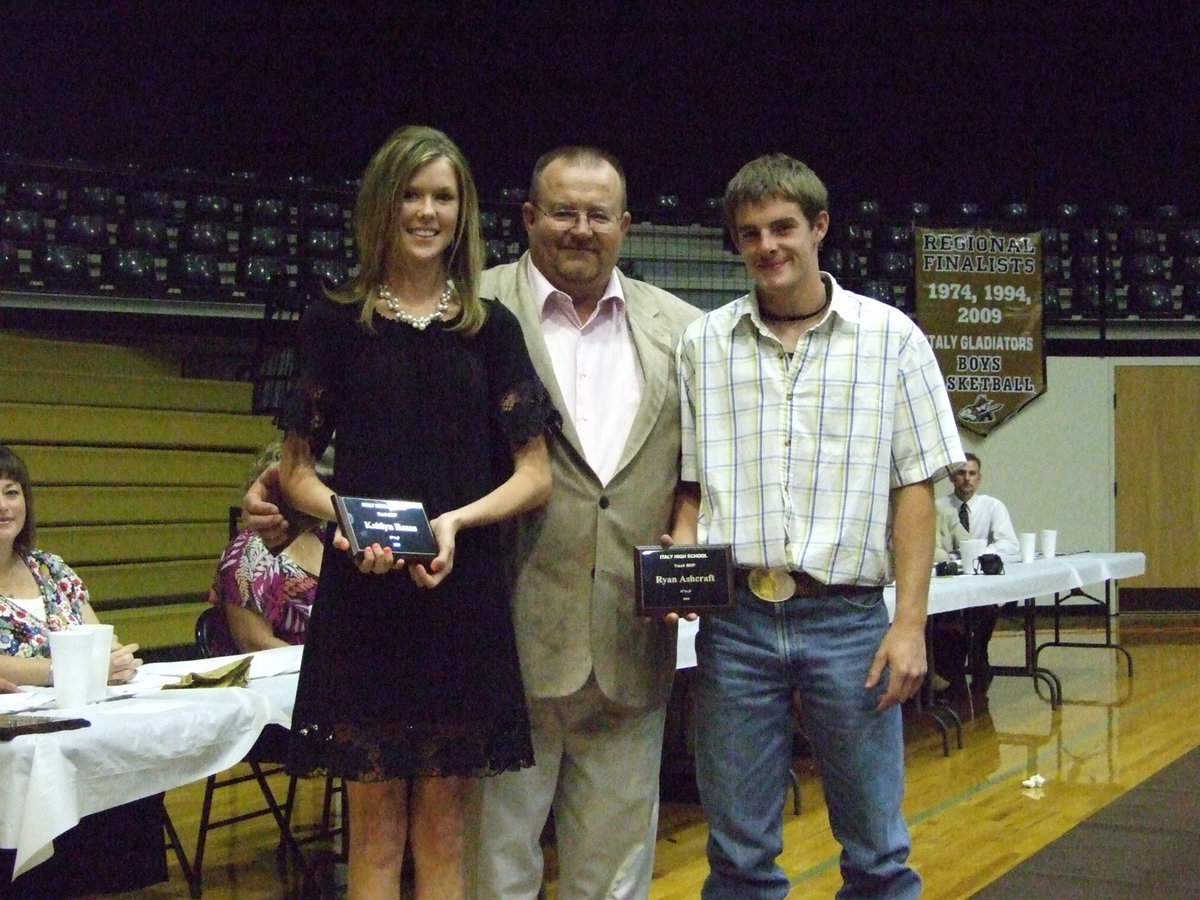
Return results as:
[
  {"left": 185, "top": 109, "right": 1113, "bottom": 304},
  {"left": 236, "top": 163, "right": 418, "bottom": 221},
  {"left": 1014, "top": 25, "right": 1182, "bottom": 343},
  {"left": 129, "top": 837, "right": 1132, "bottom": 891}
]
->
[{"left": 915, "top": 227, "right": 1045, "bottom": 436}]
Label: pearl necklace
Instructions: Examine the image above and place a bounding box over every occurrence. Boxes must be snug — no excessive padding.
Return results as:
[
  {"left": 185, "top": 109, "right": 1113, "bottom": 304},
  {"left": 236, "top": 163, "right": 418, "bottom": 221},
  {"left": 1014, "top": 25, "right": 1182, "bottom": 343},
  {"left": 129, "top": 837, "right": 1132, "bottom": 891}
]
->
[{"left": 377, "top": 282, "right": 452, "bottom": 330}]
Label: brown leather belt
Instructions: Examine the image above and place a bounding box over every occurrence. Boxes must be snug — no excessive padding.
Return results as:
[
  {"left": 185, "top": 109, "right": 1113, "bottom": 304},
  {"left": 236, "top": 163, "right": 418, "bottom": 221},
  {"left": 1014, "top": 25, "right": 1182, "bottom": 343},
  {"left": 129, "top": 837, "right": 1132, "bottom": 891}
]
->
[{"left": 733, "top": 567, "right": 879, "bottom": 600}]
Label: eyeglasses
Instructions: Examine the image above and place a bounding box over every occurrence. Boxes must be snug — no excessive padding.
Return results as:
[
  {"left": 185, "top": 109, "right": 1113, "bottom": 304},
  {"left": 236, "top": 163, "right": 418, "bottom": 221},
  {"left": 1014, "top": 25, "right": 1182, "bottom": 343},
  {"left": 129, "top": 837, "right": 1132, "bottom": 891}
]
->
[{"left": 532, "top": 203, "right": 620, "bottom": 231}]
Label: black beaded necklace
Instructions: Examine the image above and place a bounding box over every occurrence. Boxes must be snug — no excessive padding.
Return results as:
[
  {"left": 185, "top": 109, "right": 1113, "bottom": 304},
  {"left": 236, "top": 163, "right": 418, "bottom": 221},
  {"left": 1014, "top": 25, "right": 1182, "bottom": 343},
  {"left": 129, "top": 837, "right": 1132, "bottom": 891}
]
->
[
  {"left": 758, "top": 294, "right": 831, "bottom": 323},
  {"left": 757, "top": 277, "right": 833, "bottom": 323}
]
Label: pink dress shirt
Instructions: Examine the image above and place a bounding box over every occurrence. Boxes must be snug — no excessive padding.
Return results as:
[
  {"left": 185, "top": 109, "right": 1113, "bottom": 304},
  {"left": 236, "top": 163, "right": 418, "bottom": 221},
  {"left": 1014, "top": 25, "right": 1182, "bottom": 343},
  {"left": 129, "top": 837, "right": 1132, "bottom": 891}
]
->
[{"left": 529, "top": 260, "right": 645, "bottom": 485}]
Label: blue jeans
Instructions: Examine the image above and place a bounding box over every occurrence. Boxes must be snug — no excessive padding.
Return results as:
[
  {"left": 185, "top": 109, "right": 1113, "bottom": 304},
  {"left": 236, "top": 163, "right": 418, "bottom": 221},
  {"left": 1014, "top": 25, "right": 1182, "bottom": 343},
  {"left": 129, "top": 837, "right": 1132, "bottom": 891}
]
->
[{"left": 695, "top": 586, "right": 922, "bottom": 900}]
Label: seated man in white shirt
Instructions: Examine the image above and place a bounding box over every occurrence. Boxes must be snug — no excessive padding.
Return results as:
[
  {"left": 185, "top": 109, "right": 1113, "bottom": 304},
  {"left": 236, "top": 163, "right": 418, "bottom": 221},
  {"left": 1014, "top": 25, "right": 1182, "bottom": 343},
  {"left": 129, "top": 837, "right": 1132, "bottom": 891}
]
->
[{"left": 931, "top": 453, "right": 1019, "bottom": 698}]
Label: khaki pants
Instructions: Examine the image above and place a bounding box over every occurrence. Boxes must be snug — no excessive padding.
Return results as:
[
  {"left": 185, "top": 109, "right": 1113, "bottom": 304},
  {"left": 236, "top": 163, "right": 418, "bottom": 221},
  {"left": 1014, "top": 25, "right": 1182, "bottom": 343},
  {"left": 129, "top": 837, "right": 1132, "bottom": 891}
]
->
[{"left": 466, "top": 676, "right": 667, "bottom": 900}]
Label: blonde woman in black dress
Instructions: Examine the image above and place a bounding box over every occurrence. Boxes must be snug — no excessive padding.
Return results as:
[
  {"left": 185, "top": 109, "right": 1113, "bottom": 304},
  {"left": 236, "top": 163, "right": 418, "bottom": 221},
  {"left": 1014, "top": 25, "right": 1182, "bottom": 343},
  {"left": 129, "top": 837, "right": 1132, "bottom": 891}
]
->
[{"left": 276, "top": 126, "right": 557, "bottom": 899}]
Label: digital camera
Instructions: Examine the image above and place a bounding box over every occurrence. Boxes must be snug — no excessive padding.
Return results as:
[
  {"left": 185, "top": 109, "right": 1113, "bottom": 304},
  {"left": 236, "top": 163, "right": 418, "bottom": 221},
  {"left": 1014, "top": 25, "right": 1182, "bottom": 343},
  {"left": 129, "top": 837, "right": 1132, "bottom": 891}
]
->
[
  {"left": 975, "top": 553, "right": 1005, "bottom": 575},
  {"left": 934, "top": 559, "right": 963, "bottom": 577}
]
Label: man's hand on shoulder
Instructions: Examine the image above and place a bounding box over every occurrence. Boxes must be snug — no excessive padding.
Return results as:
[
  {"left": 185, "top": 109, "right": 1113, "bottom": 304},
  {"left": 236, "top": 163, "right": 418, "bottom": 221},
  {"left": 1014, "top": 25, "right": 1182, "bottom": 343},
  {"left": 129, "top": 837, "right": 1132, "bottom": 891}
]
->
[{"left": 243, "top": 464, "right": 290, "bottom": 548}]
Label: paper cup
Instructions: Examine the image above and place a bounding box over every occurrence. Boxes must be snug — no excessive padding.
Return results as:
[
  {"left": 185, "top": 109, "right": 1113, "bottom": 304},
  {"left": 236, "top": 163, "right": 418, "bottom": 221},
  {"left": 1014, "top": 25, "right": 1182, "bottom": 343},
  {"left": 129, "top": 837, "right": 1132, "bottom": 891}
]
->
[
  {"left": 48, "top": 629, "right": 97, "bottom": 709},
  {"left": 1019, "top": 532, "right": 1037, "bottom": 564},
  {"left": 959, "top": 539, "right": 987, "bottom": 574},
  {"left": 1040, "top": 529, "right": 1058, "bottom": 559},
  {"left": 72, "top": 623, "right": 114, "bottom": 702}
]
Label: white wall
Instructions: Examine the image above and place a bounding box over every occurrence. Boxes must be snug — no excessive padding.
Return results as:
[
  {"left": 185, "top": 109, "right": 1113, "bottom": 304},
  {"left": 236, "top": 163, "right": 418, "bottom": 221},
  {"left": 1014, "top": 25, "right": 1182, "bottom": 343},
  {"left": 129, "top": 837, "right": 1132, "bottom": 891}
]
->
[
  {"left": 951, "top": 355, "right": 1199, "bottom": 557},
  {"left": 953, "top": 357, "right": 1112, "bottom": 555}
]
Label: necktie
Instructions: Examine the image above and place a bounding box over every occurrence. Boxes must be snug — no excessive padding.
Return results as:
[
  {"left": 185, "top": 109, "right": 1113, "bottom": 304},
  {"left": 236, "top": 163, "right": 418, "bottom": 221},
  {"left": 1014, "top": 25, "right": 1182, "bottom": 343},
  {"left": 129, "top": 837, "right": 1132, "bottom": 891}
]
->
[{"left": 958, "top": 503, "right": 970, "bottom": 532}]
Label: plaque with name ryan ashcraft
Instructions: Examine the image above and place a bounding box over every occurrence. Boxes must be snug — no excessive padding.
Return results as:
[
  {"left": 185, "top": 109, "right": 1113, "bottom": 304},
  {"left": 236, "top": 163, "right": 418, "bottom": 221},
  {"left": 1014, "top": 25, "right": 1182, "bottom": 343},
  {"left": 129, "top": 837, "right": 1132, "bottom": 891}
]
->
[
  {"left": 331, "top": 494, "right": 438, "bottom": 563},
  {"left": 634, "top": 544, "right": 734, "bottom": 615}
]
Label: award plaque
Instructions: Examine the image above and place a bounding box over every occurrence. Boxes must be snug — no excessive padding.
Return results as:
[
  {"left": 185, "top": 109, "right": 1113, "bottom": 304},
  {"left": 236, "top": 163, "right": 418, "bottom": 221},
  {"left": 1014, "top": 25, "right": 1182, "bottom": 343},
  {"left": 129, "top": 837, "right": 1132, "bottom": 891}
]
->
[
  {"left": 634, "top": 544, "right": 734, "bottom": 615},
  {"left": 331, "top": 494, "right": 438, "bottom": 563}
]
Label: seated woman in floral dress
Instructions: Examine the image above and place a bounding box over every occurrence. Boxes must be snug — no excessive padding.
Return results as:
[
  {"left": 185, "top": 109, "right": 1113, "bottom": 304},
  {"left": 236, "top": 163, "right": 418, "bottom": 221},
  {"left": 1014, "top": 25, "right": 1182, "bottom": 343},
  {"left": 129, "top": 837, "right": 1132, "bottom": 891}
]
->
[{"left": 206, "top": 441, "right": 330, "bottom": 655}]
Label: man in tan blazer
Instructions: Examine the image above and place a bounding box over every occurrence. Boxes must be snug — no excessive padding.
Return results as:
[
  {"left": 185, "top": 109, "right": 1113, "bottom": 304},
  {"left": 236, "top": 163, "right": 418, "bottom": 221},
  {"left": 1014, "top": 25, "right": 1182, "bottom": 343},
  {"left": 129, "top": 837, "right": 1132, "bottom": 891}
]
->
[{"left": 469, "top": 146, "right": 700, "bottom": 899}]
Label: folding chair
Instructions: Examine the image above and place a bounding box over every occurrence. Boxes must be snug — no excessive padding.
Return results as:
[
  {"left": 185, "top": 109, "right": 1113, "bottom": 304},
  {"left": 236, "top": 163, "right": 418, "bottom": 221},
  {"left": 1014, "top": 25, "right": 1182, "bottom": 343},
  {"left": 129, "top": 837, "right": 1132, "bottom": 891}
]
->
[{"left": 191, "top": 606, "right": 345, "bottom": 895}]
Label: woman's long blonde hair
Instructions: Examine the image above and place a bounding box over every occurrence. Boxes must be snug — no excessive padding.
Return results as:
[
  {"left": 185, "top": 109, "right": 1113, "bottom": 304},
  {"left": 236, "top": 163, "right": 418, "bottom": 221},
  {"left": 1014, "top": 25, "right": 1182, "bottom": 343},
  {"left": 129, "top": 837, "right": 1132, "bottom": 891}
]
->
[{"left": 329, "top": 125, "right": 486, "bottom": 336}]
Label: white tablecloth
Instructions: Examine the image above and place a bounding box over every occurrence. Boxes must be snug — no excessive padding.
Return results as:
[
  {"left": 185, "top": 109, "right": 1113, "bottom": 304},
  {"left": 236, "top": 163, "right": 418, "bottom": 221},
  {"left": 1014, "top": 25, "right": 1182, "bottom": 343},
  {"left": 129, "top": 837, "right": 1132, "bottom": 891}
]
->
[
  {"left": 0, "top": 644, "right": 305, "bottom": 877},
  {"left": 895, "top": 551, "right": 1146, "bottom": 616},
  {"left": 137, "top": 644, "right": 302, "bottom": 727}
]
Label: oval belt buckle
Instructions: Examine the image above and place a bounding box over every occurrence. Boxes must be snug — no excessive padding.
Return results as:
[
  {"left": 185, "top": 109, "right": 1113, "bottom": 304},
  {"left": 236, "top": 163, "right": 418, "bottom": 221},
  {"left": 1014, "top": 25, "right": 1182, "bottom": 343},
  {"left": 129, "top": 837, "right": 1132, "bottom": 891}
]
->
[{"left": 747, "top": 567, "right": 796, "bottom": 603}]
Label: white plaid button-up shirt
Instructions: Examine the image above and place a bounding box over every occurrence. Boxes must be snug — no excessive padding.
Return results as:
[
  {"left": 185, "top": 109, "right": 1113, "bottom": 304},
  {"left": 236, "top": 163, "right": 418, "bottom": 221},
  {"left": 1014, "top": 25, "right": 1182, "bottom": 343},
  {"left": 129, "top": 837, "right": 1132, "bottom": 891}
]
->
[{"left": 678, "top": 275, "right": 963, "bottom": 586}]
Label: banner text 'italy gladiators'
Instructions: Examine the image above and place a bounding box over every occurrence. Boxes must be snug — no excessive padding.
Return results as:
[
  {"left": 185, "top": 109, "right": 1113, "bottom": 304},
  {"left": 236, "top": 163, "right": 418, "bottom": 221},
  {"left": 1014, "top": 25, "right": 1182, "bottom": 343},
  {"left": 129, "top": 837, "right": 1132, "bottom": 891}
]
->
[{"left": 915, "top": 227, "right": 1045, "bottom": 436}]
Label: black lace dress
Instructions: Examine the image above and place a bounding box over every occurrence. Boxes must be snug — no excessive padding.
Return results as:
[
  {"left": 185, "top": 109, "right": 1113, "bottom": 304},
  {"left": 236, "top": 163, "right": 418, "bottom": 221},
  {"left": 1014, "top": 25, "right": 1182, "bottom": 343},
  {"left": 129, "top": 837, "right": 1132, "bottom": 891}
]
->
[{"left": 277, "top": 296, "right": 558, "bottom": 781}]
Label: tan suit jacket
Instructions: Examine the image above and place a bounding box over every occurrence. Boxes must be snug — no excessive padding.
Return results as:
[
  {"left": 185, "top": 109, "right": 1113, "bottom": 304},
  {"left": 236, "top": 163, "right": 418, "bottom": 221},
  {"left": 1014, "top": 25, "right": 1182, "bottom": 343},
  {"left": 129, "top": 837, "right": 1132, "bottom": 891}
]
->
[{"left": 481, "top": 254, "right": 701, "bottom": 709}]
